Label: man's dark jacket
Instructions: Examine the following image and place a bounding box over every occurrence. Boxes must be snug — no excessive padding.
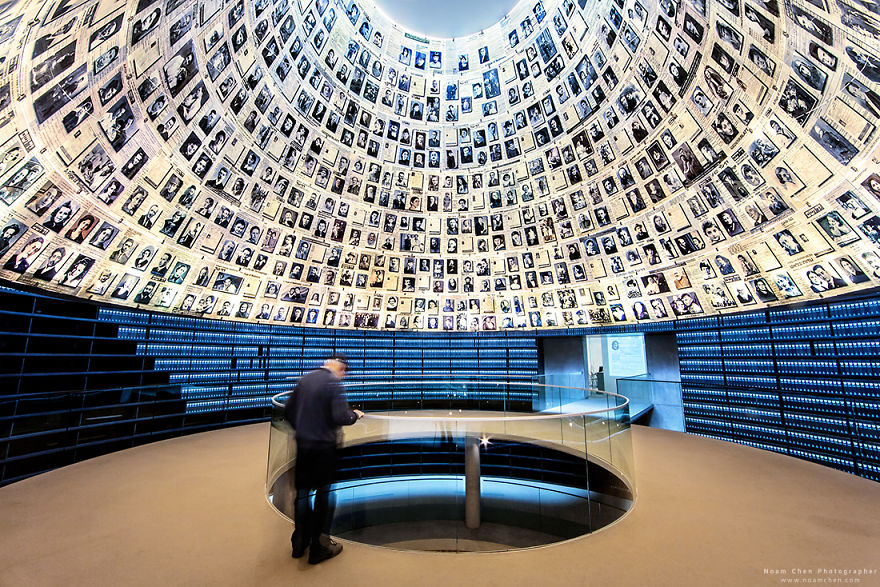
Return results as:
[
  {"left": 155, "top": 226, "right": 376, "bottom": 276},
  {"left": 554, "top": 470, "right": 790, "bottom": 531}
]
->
[{"left": 284, "top": 367, "right": 358, "bottom": 449}]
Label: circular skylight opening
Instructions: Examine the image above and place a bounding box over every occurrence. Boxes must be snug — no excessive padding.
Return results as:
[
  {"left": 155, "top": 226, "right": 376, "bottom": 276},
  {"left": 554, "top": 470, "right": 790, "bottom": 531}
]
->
[{"left": 372, "top": 0, "right": 521, "bottom": 38}]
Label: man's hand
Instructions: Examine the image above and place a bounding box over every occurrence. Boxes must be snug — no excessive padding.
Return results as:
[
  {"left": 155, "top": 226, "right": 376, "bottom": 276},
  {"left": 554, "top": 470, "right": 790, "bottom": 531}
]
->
[{"left": 353, "top": 409, "right": 365, "bottom": 419}]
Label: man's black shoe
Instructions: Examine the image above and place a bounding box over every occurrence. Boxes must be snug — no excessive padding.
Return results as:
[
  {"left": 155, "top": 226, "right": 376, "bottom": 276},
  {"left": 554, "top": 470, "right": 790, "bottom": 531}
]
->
[
  {"left": 291, "top": 531, "right": 309, "bottom": 558},
  {"left": 308, "top": 535, "right": 342, "bottom": 564}
]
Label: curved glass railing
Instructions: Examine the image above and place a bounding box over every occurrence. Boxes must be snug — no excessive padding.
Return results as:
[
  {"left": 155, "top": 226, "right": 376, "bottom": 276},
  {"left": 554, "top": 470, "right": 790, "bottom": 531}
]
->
[{"left": 266, "top": 380, "right": 635, "bottom": 552}]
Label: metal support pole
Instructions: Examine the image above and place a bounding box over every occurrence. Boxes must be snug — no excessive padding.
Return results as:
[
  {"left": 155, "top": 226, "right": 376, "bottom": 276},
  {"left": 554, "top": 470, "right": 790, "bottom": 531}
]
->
[{"left": 464, "top": 436, "right": 481, "bottom": 529}]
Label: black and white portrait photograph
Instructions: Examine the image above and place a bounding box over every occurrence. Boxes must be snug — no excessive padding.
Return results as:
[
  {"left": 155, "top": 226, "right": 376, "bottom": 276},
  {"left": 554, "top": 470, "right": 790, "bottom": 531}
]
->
[
  {"left": 33, "top": 63, "right": 87, "bottom": 123},
  {"left": 815, "top": 210, "right": 859, "bottom": 246},
  {"left": 163, "top": 40, "right": 199, "bottom": 97},
  {"left": 99, "top": 98, "right": 136, "bottom": 152},
  {"left": 88, "top": 14, "right": 123, "bottom": 52},
  {"left": 810, "top": 118, "right": 859, "bottom": 165},
  {"left": 778, "top": 79, "right": 818, "bottom": 126}
]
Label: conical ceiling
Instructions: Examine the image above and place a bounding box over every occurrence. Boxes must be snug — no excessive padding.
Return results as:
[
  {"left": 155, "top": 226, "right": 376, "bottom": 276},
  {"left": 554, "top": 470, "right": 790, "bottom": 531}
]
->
[{"left": 0, "top": 0, "right": 877, "bottom": 330}]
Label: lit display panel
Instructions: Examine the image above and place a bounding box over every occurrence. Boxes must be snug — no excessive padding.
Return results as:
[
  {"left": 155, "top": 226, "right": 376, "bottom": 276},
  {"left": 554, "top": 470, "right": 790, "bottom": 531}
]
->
[
  {"left": 678, "top": 296, "right": 880, "bottom": 481},
  {"left": 0, "top": 286, "right": 539, "bottom": 484}
]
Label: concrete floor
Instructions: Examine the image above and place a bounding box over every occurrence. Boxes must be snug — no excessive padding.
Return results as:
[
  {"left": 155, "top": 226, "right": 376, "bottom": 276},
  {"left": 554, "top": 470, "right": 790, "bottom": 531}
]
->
[{"left": 1, "top": 423, "right": 879, "bottom": 586}]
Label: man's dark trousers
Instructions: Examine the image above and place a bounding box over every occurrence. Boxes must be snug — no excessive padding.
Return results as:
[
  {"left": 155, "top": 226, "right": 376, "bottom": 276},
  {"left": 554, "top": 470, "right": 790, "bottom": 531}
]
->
[{"left": 293, "top": 445, "right": 338, "bottom": 544}]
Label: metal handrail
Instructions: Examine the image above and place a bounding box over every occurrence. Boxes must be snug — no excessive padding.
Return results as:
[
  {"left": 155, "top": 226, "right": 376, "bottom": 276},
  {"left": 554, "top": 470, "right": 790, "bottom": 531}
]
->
[{"left": 271, "top": 380, "right": 630, "bottom": 420}]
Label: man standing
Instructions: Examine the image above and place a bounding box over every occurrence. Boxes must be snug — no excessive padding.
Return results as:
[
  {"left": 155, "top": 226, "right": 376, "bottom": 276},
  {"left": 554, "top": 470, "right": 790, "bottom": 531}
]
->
[{"left": 284, "top": 354, "right": 363, "bottom": 564}]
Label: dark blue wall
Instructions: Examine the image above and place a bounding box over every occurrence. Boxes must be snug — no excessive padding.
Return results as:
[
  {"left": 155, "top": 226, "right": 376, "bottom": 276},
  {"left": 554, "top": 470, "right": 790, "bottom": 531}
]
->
[
  {"left": 676, "top": 297, "right": 880, "bottom": 481},
  {"left": 0, "top": 285, "right": 540, "bottom": 484},
  {"left": 2, "top": 283, "right": 880, "bottom": 485}
]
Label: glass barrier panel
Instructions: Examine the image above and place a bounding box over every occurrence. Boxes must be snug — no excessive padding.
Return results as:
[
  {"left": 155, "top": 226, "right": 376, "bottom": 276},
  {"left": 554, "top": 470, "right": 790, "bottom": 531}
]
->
[
  {"left": 267, "top": 381, "right": 634, "bottom": 552},
  {"left": 616, "top": 377, "right": 654, "bottom": 418}
]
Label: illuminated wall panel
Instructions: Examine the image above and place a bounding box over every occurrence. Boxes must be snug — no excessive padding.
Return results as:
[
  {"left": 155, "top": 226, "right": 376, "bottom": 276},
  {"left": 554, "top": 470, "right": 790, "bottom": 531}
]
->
[
  {"left": 3, "top": 282, "right": 880, "bottom": 483},
  {"left": 678, "top": 295, "right": 880, "bottom": 481},
  {"left": 0, "top": 286, "right": 539, "bottom": 484}
]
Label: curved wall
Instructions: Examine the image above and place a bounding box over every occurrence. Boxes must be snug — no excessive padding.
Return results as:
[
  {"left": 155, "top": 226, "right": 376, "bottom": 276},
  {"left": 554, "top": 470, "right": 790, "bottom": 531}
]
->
[
  {"left": 0, "top": 0, "right": 877, "bottom": 330},
  {"left": 2, "top": 284, "right": 880, "bottom": 485}
]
